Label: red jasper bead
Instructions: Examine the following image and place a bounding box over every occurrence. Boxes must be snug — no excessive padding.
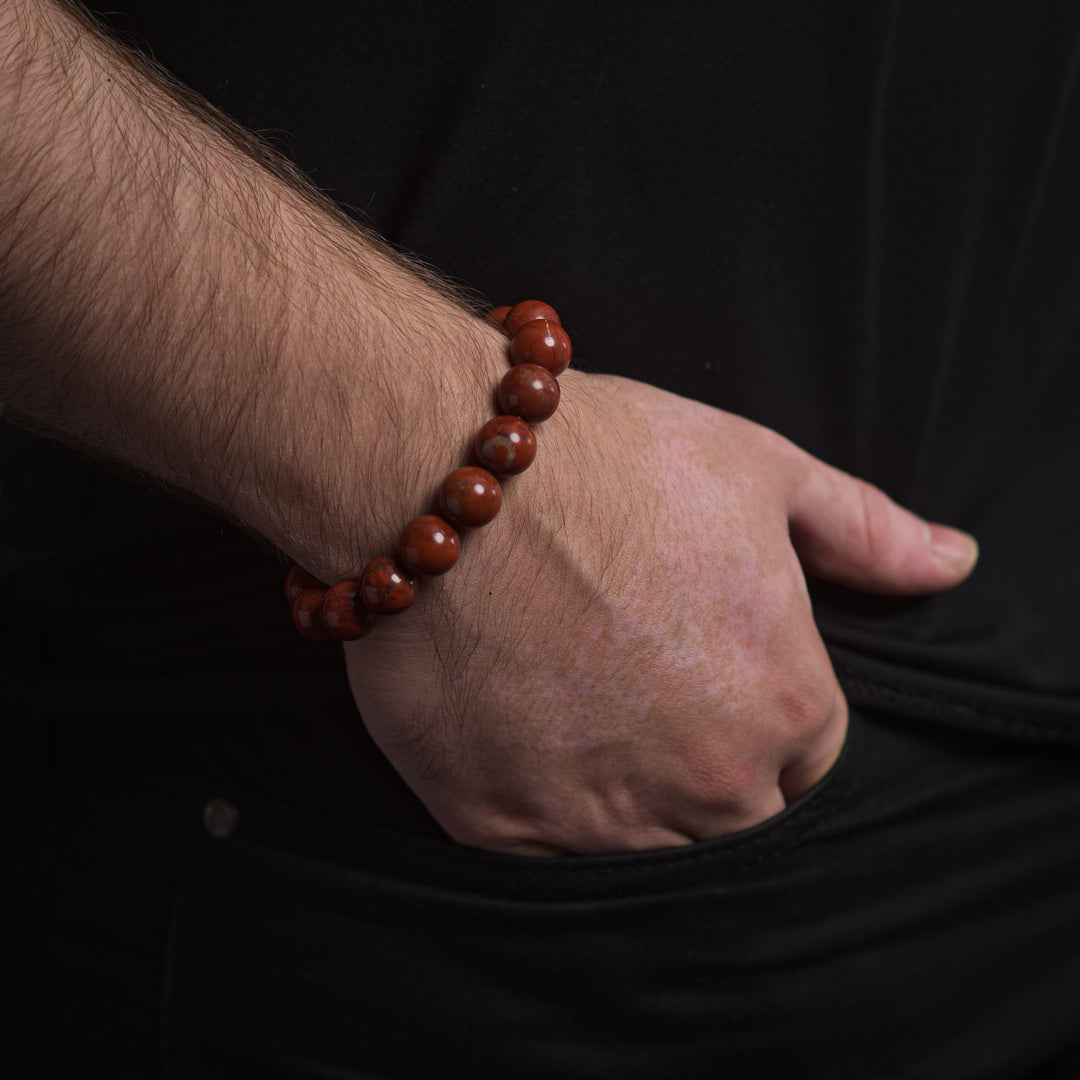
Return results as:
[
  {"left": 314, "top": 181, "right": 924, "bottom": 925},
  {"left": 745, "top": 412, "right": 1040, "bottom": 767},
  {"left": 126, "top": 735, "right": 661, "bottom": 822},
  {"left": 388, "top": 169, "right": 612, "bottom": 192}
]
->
[
  {"left": 439, "top": 466, "right": 503, "bottom": 528},
  {"left": 320, "top": 580, "right": 378, "bottom": 640},
  {"left": 284, "top": 565, "right": 325, "bottom": 603},
  {"left": 474, "top": 415, "right": 537, "bottom": 475},
  {"left": 399, "top": 515, "right": 461, "bottom": 576},
  {"left": 360, "top": 555, "right": 417, "bottom": 614},
  {"left": 291, "top": 586, "right": 333, "bottom": 641},
  {"left": 505, "top": 300, "right": 560, "bottom": 335},
  {"left": 498, "top": 362, "right": 561, "bottom": 422},
  {"left": 509, "top": 320, "right": 572, "bottom": 376},
  {"left": 486, "top": 305, "right": 512, "bottom": 331}
]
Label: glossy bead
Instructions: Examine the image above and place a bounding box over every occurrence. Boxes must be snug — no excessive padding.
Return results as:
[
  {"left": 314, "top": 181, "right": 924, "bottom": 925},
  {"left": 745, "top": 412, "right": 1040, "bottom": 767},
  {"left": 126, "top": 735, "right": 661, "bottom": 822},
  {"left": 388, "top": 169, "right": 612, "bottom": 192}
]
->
[
  {"left": 320, "top": 580, "right": 378, "bottom": 640},
  {"left": 439, "top": 466, "right": 503, "bottom": 528},
  {"left": 509, "top": 320, "right": 572, "bottom": 376},
  {"left": 498, "top": 362, "right": 561, "bottom": 422},
  {"left": 291, "top": 586, "right": 333, "bottom": 641},
  {"left": 399, "top": 515, "right": 461, "bottom": 576},
  {"left": 359, "top": 555, "right": 418, "bottom": 614},
  {"left": 485, "top": 305, "right": 512, "bottom": 331},
  {"left": 505, "top": 300, "right": 560, "bottom": 335},
  {"left": 284, "top": 565, "right": 325, "bottom": 603},
  {"left": 474, "top": 415, "right": 537, "bottom": 475}
]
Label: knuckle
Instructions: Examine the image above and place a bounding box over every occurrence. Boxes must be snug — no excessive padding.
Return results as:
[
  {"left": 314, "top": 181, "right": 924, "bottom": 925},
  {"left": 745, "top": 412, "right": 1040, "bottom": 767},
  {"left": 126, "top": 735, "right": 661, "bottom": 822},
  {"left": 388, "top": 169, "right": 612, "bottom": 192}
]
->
[
  {"left": 795, "top": 684, "right": 835, "bottom": 734},
  {"left": 683, "top": 753, "right": 762, "bottom": 820},
  {"left": 443, "top": 815, "right": 518, "bottom": 852},
  {"left": 769, "top": 667, "right": 841, "bottom": 745},
  {"left": 855, "top": 480, "right": 895, "bottom": 563},
  {"left": 759, "top": 428, "right": 808, "bottom": 480},
  {"left": 444, "top": 802, "right": 573, "bottom": 855}
]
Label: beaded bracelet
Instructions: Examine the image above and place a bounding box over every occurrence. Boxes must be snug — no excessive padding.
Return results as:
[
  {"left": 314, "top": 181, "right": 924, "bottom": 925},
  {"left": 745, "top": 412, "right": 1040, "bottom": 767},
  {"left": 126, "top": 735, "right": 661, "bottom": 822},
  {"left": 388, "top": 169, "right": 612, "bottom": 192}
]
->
[{"left": 284, "top": 299, "right": 572, "bottom": 641}]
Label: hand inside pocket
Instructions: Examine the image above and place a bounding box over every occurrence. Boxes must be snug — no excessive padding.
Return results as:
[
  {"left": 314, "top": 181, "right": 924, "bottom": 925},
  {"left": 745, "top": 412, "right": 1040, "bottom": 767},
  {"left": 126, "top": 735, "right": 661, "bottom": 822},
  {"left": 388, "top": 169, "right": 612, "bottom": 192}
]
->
[{"left": 345, "top": 373, "right": 977, "bottom": 856}]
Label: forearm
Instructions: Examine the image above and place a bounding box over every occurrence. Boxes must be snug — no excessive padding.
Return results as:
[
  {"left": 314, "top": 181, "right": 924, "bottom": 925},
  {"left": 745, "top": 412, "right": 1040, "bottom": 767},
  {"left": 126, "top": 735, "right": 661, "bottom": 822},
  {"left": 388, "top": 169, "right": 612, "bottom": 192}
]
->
[{"left": 0, "top": 0, "right": 505, "bottom": 577}]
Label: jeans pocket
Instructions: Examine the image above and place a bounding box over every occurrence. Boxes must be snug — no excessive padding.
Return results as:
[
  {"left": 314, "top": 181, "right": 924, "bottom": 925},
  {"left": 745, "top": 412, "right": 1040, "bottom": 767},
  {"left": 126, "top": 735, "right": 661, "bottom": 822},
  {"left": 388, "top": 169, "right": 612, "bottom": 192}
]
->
[
  {"left": 178, "top": 707, "right": 861, "bottom": 906},
  {"left": 163, "top": 714, "right": 863, "bottom": 1078}
]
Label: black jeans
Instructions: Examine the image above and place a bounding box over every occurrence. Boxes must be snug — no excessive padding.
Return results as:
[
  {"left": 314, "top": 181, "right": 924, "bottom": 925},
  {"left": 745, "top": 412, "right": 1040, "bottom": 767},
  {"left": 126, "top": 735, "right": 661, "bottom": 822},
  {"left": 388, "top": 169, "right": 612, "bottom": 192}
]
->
[{"left": 6, "top": 705, "right": 1080, "bottom": 1079}]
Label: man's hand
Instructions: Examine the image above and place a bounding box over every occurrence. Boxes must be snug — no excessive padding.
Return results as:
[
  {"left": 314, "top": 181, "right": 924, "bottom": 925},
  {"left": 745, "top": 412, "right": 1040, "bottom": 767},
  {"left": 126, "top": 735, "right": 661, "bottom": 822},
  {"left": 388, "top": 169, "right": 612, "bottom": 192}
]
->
[{"left": 345, "top": 372, "right": 978, "bottom": 856}]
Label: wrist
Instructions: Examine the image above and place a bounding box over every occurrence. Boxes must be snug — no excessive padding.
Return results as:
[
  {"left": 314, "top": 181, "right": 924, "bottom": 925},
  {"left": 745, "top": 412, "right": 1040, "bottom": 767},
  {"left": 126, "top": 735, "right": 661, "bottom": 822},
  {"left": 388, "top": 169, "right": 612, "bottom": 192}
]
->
[
  {"left": 356, "top": 362, "right": 614, "bottom": 653},
  {"left": 263, "top": 285, "right": 510, "bottom": 582},
  {"left": 284, "top": 301, "right": 607, "bottom": 648}
]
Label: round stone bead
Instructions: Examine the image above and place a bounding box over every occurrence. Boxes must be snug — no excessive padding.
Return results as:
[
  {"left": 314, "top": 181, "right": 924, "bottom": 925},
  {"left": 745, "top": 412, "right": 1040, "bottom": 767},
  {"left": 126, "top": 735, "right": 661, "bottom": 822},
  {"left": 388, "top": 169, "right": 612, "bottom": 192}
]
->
[
  {"left": 509, "top": 320, "right": 572, "bottom": 376},
  {"left": 505, "top": 300, "right": 560, "bottom": 335},
  {"left": 291, "top": 586, "right": 333, "bottom": 641},
  {"left": 474, "top": 415, "right": 537, "bottom": 476},
  {"left": 439, "top": 466, "right": 503, "bottom": 528},
  {"left": 320, "top": 579, "right": 378, "bottom": 640},
  {"left": 359, "top": 555, "right": 418, "bottom": 614},
  {"left": 498, "top": 362, "right": 561, "bottom": 422},
  {"left": 398, "top": 515, "right": 461, "bottom": 576},
  {"left": 485, "top": 305, "right": 512, "bottom": 331},
  {"left": 284, "top": 565, "right": 325, "bottom": 603}
]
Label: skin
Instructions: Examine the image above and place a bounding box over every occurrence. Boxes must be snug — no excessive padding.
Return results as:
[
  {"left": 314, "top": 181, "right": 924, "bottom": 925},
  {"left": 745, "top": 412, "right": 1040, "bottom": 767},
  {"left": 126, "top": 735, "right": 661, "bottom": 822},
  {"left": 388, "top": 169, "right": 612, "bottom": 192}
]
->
[
  {"left": 0, "top": 0, "right": 977, "bottom": 856},
  {"left": 346, "top": 375, "right": 977, "bottom": 854}
]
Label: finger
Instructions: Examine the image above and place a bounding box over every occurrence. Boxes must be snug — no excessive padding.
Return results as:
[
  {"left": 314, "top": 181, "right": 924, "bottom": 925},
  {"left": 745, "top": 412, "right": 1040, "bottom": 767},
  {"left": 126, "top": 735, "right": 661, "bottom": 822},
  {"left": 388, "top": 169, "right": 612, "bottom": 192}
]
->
[
  {"left": 490, "top": 840, "right": 574, "bottom": 857},
  {"left": 777, "top": 681, "right": 848, "bottom": 803},
  {"left": 681, "top": 786, "right": 788, "bottom": 841},
  {"left": 786, "top": 456, "right": 978, "bottom": 595},
  {"left": 491, "top": 825, "right": 697, "bottom": 857}
]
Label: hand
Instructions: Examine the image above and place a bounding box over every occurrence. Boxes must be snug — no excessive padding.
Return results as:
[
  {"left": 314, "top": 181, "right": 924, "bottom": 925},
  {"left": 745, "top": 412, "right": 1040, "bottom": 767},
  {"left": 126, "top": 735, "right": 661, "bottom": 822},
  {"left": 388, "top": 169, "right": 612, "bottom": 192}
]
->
[{"left": 344, "top": 372, "right": 978, "bottom": 855}]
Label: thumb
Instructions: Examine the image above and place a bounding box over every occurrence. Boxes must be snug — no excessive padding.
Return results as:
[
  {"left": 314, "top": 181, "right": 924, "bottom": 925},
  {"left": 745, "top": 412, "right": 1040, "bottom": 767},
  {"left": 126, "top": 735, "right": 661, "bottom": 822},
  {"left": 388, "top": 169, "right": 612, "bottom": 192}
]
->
[{"left": 786, "top": 457, "right": 978, "bottom": 595}]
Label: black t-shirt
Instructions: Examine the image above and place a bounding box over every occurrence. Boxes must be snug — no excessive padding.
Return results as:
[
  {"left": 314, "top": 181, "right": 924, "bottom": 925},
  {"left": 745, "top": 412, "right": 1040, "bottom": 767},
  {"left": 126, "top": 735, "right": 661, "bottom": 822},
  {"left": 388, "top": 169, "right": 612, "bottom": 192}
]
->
[{"left": 3, "top": 1, "right": 1079, "bottom": 747}]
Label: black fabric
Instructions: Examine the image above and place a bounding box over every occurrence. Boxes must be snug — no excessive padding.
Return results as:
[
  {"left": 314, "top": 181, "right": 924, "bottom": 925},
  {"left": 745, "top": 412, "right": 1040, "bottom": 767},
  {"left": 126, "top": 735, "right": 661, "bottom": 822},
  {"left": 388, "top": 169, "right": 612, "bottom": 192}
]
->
[
  {"left": 3, "top": 3, "right": 1080, "bottom": 1076},
  {"left": 7, "top": 708, "right": 1080, "bottom": 1078},
  {"left": 163, "top": 710, "right": 1080, "bottom": 1079}
]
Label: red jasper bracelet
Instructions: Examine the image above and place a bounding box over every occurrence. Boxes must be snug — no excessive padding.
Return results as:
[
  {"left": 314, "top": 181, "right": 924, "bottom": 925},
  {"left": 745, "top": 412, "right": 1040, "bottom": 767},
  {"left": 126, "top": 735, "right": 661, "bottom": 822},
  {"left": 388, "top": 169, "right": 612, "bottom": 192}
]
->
[{"left": 284, "top": 300, "right": 572, "bottom": 641}]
